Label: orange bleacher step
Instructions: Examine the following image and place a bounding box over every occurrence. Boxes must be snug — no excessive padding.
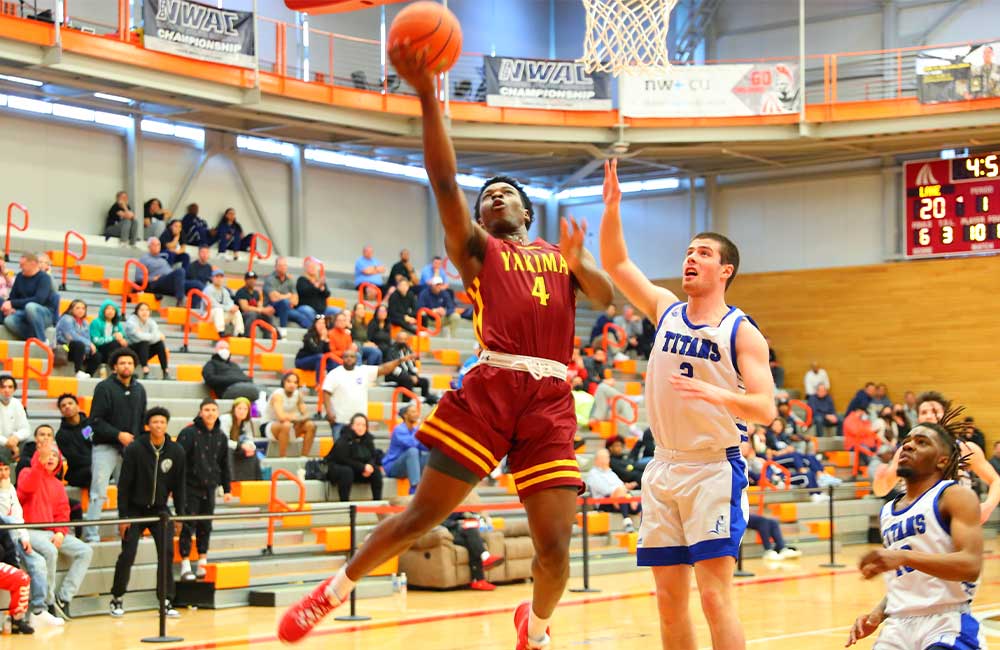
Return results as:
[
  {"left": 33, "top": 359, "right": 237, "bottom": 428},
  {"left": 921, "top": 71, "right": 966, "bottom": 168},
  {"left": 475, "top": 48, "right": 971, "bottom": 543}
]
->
[
  {"left": 432, "top": 349, "right": 461, "bottom": 366},
  {"left": 204, "top": 562, "right": 251, "bottom": 589},
  {"left": 327, "top": 296, "right": 348, "bottom": 310},
  {"left": 768, "top": 503, "right": 798, "bottom": 523},
  {"left": 281, "top": 503, "right": 313, "bottom": 528},
  {"left": 175, "top": 365, "right": 203, "bottom": 383},
  {"left": 317, "top": 437, "right": 333, "bottom": 458},
  {"left": 615, "top": 532, "right": 638, "bottom": 554},
  {"left": 48, "top": 250, "right": 78, "bottom": 268},
  {"left": 430, "top": 374, "right": 452, "bottom": 390},
  {"left": 313, "top": 526, "right": 351, "bottom": 552},
  {"left": 76, "top": 264, "right": 104, "bottom": 282},
  {"left": 807, "top": 520, "right": 832, "bottom": 539},
  {"left": 231, "top": 480, "right": 270, "bottom": 505},
  {"left": 370, "top": 556, "right": 399, "bottom": 577},
  {"left": 826, "top": 451, "right": 852, "bottom": 468},
  {"left": 574, "top": 511, "right": 609, "bottom": 535},
  {"left": 614, "top": 359, "right": 637, "bottom": 374}
]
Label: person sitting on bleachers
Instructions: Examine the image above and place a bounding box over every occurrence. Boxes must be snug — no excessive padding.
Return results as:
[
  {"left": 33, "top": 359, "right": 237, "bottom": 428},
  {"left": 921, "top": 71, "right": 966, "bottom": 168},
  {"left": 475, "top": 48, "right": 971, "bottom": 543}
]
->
[
  {"left": 452, "top": 343, "right": 480, "bottom": 390},
  {"left": 589, "top": 304, "right": 624, "bottom": 355},
  {"left": 214, "top": 208, "right": 253, "bottom": 258},
  {"left": 776, "top": 398, "right": 812, "bottom": 454},
  {"left": 871, "top": 383, "right": 891, "bottom": 412},
  {"left": 104, "top": 191, "right": 138, "bottom": 247},
  {"left": 764, "top": 417, "right": 824, "bottom": 495},
  {"left": 351, "top": 302, "right": 383, "bottom": 360},
  {"left": 14, "top": 424, "right": 56, "bottom": 482},
  {"left": 767, "top": 337, "right": 785, "bottom": 389},
  {"left": 618, "top": 304, "right": 644, "bottom": 357},
  {"left": 142, "top": 198, "right": 170, "bottom": 239},
  {"left": 263, "top": 372, "right": 317, "bottom": 458},
  {"left": 296, "top": 257, "right": 340, "bottom": 321},
  {"left": 605, "top": 435, "right": 642, "bottom": 486},
  {"left": 18, "top": 444, "right": 93, "bottom": 623},
  {"left": 629, "top": 427, "right": 655, "bottom": 475},
  {"left": 159, "top": 219, "right": 191, "bottom": 271},
  {"left": 36, "top": 253, "right": 60, "bottom": 295},
  {"left": 366, "top": 303, "right": 393, "bottom": 359},
  {"left": 109, "top": 407, "right": 184, "bottom": 619},
  {"left": 332, "top": 311, "right": 381, "bottom": 366},
  {"left": 384, "top": 330, "right": 436, "bottom": 405},
  {"left": 264, "top": 257, "right": 313, "bottom": 337},
  {"left": 354, "top": 245, "right": 386, "bottom": 291},
  {"left": 0, "top": 258, "right": 12, "bottom": 301},
  {"left": 2, "top": 253, "right": 58, "bottom": 342},
  {"left": 0, "top": 376, "right": 29, "bottom": 465},
  {"left": 418, "top": 255, "right": 445, "bottom": 291},
  {"left": 235, "top": 271, "right": 276, "bottom": 337},
  {"left": 88, "top": 299, "right": 127, "bottom": 374},
  {"left": 181, "top": 203, "right": 211, "bottom": 247},
  {"left": 807, "top": 384, "right": 841, "bottom": 435},
  {"left": 54, "top": 394, "right": 94, "bottom": 491},
  {"left": 204, "top": 270, "right": 245, "bottom": 339},
  {"left": 417, "top": 277, "right": 460, "bottom": 338},
  {"left": 585, "top": 448, "right": 638, "bottom": 533},
  {"left": 220, "top": 397, "right": 261, "bottom": 482},
  {"left": 326, "top": 413, "right": 383, "bottom": 502},
  {"left": 383, "top": 403, "right": 429, "bottom": 494},
  {"left": 844, "top": 382, "right": 876, "bottom": 417},
  {"left": 201, "top": 339, "right": 262, "bottom": 402},
  {"left": 581, "top": 347, "right": 609, "bottom": 394},
  {"left": 589, "top": 375, "right": 635, "bottom": 437},
  {"left": 139, "top": 238, "right": 188, "bottom": 306},
  {"left": 803, "top": 361, "right": 830, "bottom": 397},
  {"left": 387, "top": 278, "right": 418, "bottom": 334},
  {"left": 56, "top": 299, "right": 100, "bottom": 379},
  {"left": 749, "top": 512, "right": 801, "bottom": 561},
  {"left": 566, "top": 348, "right": 586, "bottom": 391},
  {"left": 186, "top": 245, "right": 213, "bottom": 293},
  {"left": 0, "top": 463, "right": 37, "bottom": 633},
  {"left": 125, "top": 303, "right": 169, "bottom": 380},
  {"left": 295, "top": 314, "right": 337, "bottom": 378},
  {"left": 176, "top": 399, "right": 232, "bottom": 582},
  {"left": 388, "top": 249, "right": 418, "bottom": 295},
  {"left": 83, "top": 347, "right": 146, "bottom": 543}
]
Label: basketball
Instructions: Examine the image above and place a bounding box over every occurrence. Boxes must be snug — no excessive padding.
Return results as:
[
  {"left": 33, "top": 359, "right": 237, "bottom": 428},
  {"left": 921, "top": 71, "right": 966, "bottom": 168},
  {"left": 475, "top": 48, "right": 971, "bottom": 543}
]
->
[{"left": 388, "top": 1, "right": 463, "bottom": 73}]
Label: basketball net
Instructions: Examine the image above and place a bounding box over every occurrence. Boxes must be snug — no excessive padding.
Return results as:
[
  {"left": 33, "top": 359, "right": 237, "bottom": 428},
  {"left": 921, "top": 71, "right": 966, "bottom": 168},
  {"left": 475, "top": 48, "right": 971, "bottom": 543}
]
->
[{"left": 579, "top": 0, "right": 678, "bottom": 76}]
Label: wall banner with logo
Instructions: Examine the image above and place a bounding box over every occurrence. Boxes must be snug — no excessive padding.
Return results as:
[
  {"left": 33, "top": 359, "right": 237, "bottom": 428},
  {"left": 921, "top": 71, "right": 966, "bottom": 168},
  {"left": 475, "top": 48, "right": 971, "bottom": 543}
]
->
[
  {"left": 143, "top": 0, "right": 256, "bottom": 69},
  {"left": 620, "top": 63, "right": 800, "bottom": 118},
  {"left": 483, "top": 56, "right": 613, "bottom": 111}
]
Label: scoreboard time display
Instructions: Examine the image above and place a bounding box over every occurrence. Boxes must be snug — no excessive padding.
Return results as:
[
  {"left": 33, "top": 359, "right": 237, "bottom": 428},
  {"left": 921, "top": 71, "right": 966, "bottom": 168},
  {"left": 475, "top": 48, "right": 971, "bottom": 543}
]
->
[{"left": 904, "top": 153, "right": 1000, "bottom": 258}]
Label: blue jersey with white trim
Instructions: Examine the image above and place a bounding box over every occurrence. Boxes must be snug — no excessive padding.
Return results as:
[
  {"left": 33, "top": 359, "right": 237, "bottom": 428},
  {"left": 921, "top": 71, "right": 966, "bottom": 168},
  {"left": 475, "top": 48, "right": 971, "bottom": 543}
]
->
[
  {"left": 880, "top": 480, "right": 977, "bottom": 616},
  {"left": 645, "top": 302, "right": 748, "bottom": 453}
]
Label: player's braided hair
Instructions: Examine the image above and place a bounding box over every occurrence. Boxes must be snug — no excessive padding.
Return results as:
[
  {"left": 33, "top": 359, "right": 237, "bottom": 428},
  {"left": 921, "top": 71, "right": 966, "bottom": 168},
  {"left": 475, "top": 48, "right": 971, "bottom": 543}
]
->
[{"left": 915, "top": 405, "right": 972, "bottom": 480}]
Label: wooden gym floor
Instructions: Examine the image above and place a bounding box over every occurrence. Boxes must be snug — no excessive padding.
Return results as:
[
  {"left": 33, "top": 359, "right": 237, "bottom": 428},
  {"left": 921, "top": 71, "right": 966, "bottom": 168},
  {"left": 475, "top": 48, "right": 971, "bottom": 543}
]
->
[{"left": 13, "top": 545, "right": 1000, "bottom": 650}]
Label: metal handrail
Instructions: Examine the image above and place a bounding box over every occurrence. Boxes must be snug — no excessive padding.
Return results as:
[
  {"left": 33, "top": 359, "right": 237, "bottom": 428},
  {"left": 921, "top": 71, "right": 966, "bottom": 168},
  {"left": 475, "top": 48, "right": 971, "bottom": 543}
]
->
[
  {"left": 601, "top": 322, "right": 626, "bottom": 358},
  {"left": 248, "top": 319, "right": 278, "bottom": 378},
  {"left": 358, "top": 282, "right": 382, "bottom": 310},
  {"left": 4, "top": 202, "right": 28, "bottom": 261},
  {"left": 264, "top": 468, "right": 306, "bottom": 555},
  {"left": 178, "top": 287, "right": 210, "bottom": 353},
  {"left": 247, "top": 233, "right": 273, "bottom": 274},
  {"left": 389, "top": 386, "right": 421, "bottom": 426},
  {"left": 21, "top": 338, "right": 53, "bottom": 408},
  {"left": 59, "top": 230, "right": 87, "bottom": 291},
  {"left": 609, "top": 394, "right": 638, "bottom": 435},
  {"left": 122, "top": 258, "right": 148, "bottom": 315}
]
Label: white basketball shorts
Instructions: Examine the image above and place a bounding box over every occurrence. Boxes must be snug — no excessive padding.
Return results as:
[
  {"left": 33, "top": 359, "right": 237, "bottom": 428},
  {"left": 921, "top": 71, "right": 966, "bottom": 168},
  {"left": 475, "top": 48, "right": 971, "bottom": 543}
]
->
[
  {"left": 874, "top": 609, "right": 984, "bottom": 650},
  {"left": 636, "top": 446, "right": 749, "bottom": 566}
]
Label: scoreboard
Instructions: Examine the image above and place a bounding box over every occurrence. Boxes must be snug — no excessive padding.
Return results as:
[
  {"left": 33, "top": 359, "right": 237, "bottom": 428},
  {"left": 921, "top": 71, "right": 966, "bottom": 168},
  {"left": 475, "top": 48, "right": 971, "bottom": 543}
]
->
[{"left": 904, "top": 153, "right": 1000, "bottom": 258}]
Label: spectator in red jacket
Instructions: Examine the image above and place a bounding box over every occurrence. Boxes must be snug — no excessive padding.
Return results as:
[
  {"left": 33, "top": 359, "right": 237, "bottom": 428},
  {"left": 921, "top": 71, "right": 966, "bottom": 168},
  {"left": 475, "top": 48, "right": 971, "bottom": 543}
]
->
[
  {"left": 843, "top": 407, "right": 879, "bottom": 467},
  {"left": 17, "top": 444, "right": 93, "bottom": 621}
]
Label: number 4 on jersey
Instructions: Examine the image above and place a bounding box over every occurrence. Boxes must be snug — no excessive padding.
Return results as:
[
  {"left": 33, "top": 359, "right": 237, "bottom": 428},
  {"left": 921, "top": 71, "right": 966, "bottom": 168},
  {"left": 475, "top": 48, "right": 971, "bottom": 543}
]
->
[{"left": 531, "top": 276, "right": 550, "bottom": 306}]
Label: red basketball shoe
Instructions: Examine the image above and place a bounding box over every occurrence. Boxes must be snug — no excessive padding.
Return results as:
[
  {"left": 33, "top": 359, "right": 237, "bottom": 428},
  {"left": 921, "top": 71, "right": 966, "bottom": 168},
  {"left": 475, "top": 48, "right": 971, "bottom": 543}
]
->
[
  {"left": 514, "top": 601, "right": 551, "bottom": 650},
  {"left": 277, "top": 576, "right": 342, "bottom": 644}
]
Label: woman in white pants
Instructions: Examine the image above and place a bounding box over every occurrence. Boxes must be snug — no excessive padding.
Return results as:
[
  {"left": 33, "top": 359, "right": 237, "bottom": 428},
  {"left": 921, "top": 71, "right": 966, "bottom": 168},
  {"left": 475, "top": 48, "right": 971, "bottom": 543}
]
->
[{"left": 204, "top": 269, "right": 244, "bottom": 338}]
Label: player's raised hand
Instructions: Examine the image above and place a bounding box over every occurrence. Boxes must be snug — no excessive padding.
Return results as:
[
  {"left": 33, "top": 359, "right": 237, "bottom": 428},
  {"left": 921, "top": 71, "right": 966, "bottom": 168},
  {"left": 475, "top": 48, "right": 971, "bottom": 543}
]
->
[
  {"left": 388, "top": 38, "right": 435, "bottom": 95},
  {"left": 559, "top": 216, "right": 587, "bottom": 272},
  {"left": 845, "top": 611, "right": 882, "bottom": 647},
  {"left": 603, "top": 159, "right": 621, "bottom": 207},
  {"left": 668, "top": 374, "right": 727, "bottom": 406}
]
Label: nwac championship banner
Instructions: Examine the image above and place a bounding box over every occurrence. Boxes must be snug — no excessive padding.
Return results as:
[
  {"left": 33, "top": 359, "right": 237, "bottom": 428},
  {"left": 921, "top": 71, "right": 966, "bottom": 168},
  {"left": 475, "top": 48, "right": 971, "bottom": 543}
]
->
[
  {"left": 620, "top": 63, "right": 801, "bottom": 118},
  {"left": 916, "top": 42, "right": 1000, "bottom": 104},
  {"left": 483, "top": 56, "right": 613, "bottom": 111},
  {"left": 143, "top": 0, "right": 256, "bottom": 69}
]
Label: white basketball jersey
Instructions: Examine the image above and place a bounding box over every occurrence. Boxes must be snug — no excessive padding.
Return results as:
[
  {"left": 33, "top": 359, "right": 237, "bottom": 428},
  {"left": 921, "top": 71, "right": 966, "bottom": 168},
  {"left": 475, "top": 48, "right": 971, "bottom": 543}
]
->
[
  {"left": 880, "top": 480, "right": 977, "bottom": 617},
  {"left": 645, "top": 302, "right": 748, "bottom": 453}
]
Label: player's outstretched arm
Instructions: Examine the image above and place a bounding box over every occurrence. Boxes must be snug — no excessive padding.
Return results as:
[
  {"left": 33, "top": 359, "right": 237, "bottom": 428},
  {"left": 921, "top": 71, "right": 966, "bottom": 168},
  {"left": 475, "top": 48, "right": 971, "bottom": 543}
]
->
[
  {"left": 845, "top": 597, "right": 886, "bottom": 647},
  {"left": 389, "top": 40, "right": 486, "bottom": 286},
  {"left": 872, "top": 447, "right": 902, "bottom": 497},
  {"left": 598, "top": 159, "right": 677, "bottom": 322},
  {"left": 560, "top": 217, "right": 613, "bottom": 309},
  {"left": 963, "top": 440, "right": 1000, "bottom": 522},
  {"left": 860, "top": 485, "right": 982, "bottom": 583}
]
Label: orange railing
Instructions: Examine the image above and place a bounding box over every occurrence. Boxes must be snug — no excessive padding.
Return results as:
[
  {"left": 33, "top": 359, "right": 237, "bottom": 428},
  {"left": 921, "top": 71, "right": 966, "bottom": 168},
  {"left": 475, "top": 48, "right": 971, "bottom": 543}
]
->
[
  {"left": 609, "top": 394, "right": 638, "bottom": 435},
  {"left": 788, "top": 399, "right": 814, "bottom": 429},
  {"left": 4, "top": 202, "right": 28, "bottom": 262},
  {"left": 358, "top": 282, "right": 382, "bottom": 310},
  {"left": 390, "top": 386, "right": 421, "bottom": 426},
  {"left": 601, "top": 322, "right": 626, "bottom": 358},
  {"left": 59, "top": 230, "right": 87, "bottom": 291},
  {"left": 756, "top": 461, "right": 793, "bottom": 514},
  {"left": 121, "top": 259, "right": 148, "bottom": 315},
  {"left": 247, "top": 233, "right": 273, "bottom": 275},
  {"left": 179, "top": 287, "right": 210, "bottom": 353},
  {"left": 20, "top": 338, "right": 53, "bottom": 408},
  {"left": 315, "top": 350, "right": 345, "bottom": 414},
  {"left": 415, "top": 307, "right": 441, "bottom": 360},
  {"left": 247, "top": 319, "right": 278, "bottom": 379},
  {"left": 263, "top": 468, "right": 306, "bottom": 555},
  {"left": 443, "top": 258, "right": 461, "bottom": 281}
]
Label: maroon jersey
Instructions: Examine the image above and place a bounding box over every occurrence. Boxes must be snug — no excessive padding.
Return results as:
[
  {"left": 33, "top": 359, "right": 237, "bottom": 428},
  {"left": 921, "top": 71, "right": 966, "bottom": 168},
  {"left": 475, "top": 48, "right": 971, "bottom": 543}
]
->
[{"left": 465, "top": 235, "right": 576, "bottom": 365}]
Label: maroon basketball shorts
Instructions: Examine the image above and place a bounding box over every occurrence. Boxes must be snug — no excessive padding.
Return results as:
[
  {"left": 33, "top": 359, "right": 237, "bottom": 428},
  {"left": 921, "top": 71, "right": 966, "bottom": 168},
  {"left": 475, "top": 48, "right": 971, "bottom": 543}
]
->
[{"left": 416, "top": 364, "right": 582, "bottom": 499}]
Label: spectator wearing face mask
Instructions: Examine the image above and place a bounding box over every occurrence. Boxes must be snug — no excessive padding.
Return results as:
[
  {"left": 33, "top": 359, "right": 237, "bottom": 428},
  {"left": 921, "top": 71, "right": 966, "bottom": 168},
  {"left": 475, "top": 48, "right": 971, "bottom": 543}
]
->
[{"left": 201, "top": 340, "right": 262, "bottom": 401}]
